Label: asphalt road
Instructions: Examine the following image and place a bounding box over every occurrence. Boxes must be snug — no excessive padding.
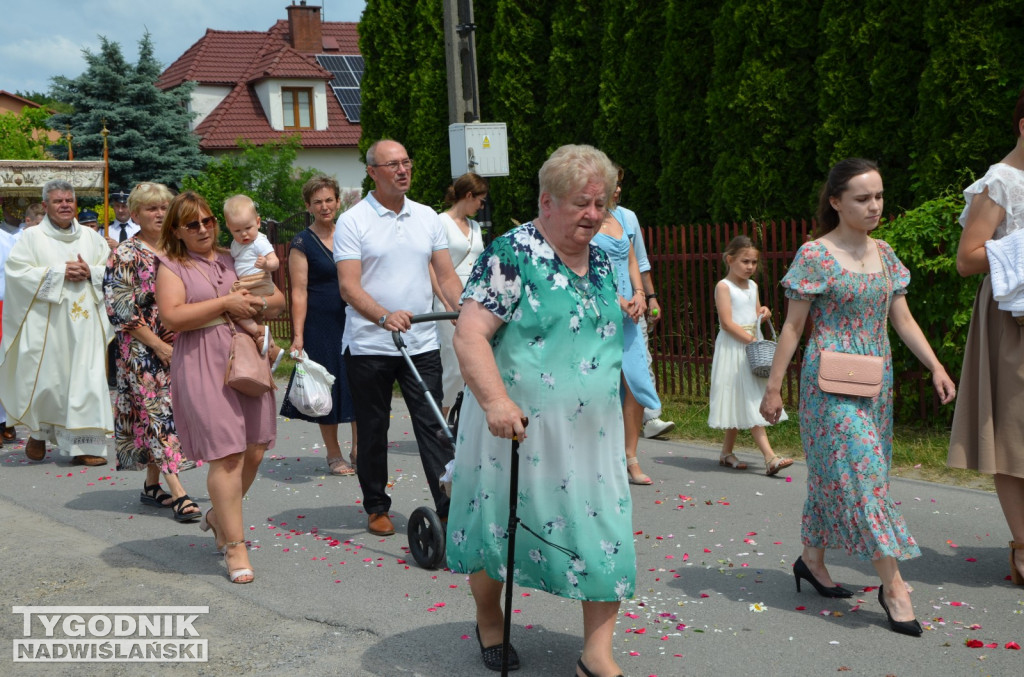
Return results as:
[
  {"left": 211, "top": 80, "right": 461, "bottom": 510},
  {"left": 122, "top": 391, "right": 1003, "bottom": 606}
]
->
[{"left": 1, "top": 391, "right": 1021, "bottom": 677}]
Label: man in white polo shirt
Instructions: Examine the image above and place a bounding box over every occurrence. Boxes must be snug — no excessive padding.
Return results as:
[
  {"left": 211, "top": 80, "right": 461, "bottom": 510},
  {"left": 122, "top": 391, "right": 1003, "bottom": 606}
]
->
[{"left": 335, "top": 139, "right": 465, "bottom": 537}]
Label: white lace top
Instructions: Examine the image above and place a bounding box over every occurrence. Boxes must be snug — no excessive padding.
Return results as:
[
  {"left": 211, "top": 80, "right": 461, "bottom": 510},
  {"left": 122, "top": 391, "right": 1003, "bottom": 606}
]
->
[{"left": 960, "top": 162, "right": 1024, "bottom": 239}]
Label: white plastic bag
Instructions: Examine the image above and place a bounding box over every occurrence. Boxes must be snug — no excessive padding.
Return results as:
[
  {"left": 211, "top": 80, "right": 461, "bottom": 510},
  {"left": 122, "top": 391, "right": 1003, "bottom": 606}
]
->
[{"left": 287, "top": 350, "right": 336, "bottom": 417}]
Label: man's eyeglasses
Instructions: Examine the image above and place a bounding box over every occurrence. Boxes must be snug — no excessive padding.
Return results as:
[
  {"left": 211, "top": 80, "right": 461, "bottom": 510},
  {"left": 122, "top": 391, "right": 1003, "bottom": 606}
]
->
[
  {"left": 370, "top": 159, "right": 413, "bottom": 172},
  {"left": 180, "top": 216, "right": 217, "bottom": 232}
]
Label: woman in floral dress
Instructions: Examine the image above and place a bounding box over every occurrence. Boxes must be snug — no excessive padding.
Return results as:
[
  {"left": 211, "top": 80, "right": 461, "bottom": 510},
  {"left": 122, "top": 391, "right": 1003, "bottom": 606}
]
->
[
  {"left": 760, "top": 158, "right": 955, "bottom": 636},
  {"left": 104, "top": 182, "right": 200, "bottom": 522},
  {"left": 447, "top": 145, "right": 635, "bottom": 677}
]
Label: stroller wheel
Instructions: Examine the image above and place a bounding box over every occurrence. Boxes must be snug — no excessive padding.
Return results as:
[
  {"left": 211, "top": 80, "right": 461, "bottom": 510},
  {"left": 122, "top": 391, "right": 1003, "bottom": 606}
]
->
[{"left": 408, "top": 506, "right": 446, "bottom": 569}]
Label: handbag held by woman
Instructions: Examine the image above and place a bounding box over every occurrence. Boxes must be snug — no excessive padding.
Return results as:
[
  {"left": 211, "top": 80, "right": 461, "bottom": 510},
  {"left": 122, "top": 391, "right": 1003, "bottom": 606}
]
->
[{"left": 224, "top": 318, "right": 275, "bottom": 397}]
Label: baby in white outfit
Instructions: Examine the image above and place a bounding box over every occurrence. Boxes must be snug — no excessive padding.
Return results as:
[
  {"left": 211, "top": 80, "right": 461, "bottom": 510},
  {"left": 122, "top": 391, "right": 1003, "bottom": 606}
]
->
[{"left": 223, "top": 194, "right": 283, "bottom": 367}]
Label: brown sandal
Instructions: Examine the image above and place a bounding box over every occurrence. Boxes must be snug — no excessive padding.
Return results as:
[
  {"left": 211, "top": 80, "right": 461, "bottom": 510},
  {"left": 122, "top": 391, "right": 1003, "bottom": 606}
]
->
[
  {"left": 327, "top": 457, "right": 355, "bottom": 476},
  {"left": 718, "top": 453, "right": 748, "bottom": 470},
  {"left": 1011, "top": 541, "right": 1024, "bottom": 585}
]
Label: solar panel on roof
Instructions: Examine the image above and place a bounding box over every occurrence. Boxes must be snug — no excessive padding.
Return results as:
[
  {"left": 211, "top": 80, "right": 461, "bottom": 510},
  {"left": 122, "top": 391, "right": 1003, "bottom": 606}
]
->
[{"left": 316, "top": 54, "right": 362, "bottom": 123}]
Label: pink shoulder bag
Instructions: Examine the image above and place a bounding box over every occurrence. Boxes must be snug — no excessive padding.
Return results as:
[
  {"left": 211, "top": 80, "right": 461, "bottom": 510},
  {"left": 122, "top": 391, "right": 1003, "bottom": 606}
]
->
[{"left": 817, "top": 245, "right": 890, "bottom": 399}]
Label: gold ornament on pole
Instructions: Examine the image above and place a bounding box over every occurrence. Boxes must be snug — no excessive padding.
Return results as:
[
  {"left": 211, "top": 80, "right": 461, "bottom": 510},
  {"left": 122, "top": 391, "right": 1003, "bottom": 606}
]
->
[
  {"left": 65, "top": 126, "right": 74, "bottom": 160},
  {"left": 101, "top": 120, "right": 110, "bottom": 238}
]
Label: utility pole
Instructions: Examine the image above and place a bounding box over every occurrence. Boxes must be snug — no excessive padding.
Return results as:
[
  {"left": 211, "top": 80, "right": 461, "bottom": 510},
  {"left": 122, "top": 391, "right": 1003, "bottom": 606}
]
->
[{"left": 443, "top": 0, "right": 481, "bottom": 124}]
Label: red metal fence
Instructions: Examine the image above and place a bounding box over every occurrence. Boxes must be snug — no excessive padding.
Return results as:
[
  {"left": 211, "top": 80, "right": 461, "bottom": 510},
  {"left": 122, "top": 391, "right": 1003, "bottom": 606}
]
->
[
  {"left": 267, "top": 217, "right": 944, "bottom": 417},
  {"left": 643, "top": 220, "right": 813, "bottom": 407}
]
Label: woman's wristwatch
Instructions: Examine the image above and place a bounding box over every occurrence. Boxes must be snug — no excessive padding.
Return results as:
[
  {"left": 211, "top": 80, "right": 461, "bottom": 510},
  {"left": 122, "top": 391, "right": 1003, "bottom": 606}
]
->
[{"left": 646, "top": 293, "right": 658, "bottom": 301}]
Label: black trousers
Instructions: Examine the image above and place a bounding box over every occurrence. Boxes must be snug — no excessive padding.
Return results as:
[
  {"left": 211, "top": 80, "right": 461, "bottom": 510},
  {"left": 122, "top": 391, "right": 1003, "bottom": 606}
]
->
[{"left": 344, "top": 349, "right": 451, "bottom": 518}]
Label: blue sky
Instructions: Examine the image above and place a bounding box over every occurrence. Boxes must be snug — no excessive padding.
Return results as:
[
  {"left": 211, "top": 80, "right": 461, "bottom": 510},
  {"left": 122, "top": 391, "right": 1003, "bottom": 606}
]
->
[{"left": 1, "top": 0, "right": 366, "bottom": 95}]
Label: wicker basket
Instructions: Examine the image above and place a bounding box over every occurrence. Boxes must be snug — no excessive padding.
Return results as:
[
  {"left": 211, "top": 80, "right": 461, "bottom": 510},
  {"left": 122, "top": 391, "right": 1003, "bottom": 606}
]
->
[{"left": 745, "top": 320, "right": 777, "bottom": 378}]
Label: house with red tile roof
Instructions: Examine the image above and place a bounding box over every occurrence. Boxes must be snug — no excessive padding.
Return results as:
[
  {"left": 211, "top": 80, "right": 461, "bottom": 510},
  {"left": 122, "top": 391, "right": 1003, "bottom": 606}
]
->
[
  {"left": 0, "top": 90, "right": 64, "bottom": 144},
  {"left": 157, "top": 3, "right": 364, "bottom": 189}
]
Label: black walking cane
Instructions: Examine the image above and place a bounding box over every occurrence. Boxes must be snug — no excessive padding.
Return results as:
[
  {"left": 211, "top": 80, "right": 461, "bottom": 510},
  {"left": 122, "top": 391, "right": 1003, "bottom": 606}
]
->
[{"left": 501, "top": 417, "right": 528, "bottom": 676}]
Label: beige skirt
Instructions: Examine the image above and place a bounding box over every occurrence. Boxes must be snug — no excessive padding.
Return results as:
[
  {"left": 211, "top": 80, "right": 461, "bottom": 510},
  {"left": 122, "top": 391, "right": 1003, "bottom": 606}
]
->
[
  {"left": 231, "top": 271, "right": 276, "bottom": 297},
  {"left": 948, "top": 276, "right": 1024, "bottom": 478}
]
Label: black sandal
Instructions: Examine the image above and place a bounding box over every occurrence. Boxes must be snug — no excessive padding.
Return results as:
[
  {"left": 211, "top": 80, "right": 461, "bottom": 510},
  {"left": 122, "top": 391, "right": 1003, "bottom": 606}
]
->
[
  {"left": 170, "top": 495, "right": 201, "bottom": 522},
  {"left": 140, "top": 482, "right": 173, "bottom": 507}
]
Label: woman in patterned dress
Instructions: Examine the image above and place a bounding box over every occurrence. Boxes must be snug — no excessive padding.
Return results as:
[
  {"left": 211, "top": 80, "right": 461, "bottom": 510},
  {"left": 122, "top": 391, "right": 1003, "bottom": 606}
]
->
[
  {"left": 155, "top": 191, "right": 284, "bottom": 584},
  {"left": 447, "top": 145, "right": 635, "bottom": 676},
  {"left": 103, "top": 182, "right": 200, "bottom": 522},
  {"left": 948, "top": 88, "right": 1024, "bottom": 586},
  {"left": 760, "top": 158, "right": 955, "bottom": 636}
]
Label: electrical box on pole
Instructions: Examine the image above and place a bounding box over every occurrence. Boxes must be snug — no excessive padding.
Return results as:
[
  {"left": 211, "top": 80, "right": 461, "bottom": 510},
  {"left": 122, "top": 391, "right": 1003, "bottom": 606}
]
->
[{"left": 449, "top": 122, "right": 509, "bottom": 178}]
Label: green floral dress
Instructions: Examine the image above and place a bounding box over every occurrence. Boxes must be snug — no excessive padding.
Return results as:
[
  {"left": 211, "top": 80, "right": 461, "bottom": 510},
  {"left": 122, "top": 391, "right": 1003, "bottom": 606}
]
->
[
  {"left": 446, "top": 223, "right": 637, "bottom": 601},
  {"left": 782, "top": 240, "right": 919, "bottom": 561}
]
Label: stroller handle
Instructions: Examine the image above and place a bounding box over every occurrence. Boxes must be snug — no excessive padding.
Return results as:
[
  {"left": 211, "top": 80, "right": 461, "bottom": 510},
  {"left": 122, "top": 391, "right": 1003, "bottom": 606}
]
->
[{"left": 391, "top": 311, "right": 460, "bottom": 350}]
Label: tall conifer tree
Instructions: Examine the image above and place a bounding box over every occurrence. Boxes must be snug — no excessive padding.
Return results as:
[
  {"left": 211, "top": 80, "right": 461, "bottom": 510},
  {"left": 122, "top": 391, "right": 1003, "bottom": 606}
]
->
[
  {"left": 815, "top": 0, "right": 925, "bottom": 212},
  {"left": 49, "top": 33, "right": 205, "bottom": 190},
  {"left": 595, "top": 0, "right": 665, "bottom": 227},
  {"left": 913, "top": 0, "right": 1024, "bottom": 201},
  {"left": 705, "top": 0, "right": 821, "bottom": 221}
]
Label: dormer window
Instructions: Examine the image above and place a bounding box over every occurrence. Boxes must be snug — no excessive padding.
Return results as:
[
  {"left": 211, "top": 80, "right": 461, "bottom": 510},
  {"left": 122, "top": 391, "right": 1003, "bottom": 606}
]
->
[{"left": 282, "top": 87, "right": 314, "bottom": 129}]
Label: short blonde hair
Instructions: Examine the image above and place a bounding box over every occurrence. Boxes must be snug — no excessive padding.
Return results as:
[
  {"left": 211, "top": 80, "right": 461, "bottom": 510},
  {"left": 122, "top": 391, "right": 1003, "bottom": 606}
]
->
[
  {"left": 128, "top": 182, "right": 173, "bottom": 216},
  {"left": 537, "top": 144, "right": 617, "bottom": 212},
  {"left": 223, "top": 194, "right": 258, "bottom": 223}
]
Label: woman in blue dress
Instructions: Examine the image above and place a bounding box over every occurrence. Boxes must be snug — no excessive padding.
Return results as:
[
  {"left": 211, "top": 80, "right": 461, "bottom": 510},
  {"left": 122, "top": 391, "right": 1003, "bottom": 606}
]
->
[
  {"left": 761, "top": 158, "right": 955, "bottom": 636},
  {"left": 448, "top": 145, "right": 636, "bottom": 677},
  {"left": 592, "top": 172, "right": 661, "bottom": 486},
  {"left": 281, "top": 176, "right": 357, "bottom": 475}
]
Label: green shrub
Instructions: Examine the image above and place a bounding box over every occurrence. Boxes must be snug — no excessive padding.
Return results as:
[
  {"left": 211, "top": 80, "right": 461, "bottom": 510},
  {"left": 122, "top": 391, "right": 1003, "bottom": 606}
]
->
[{"left": 880, "top": 186, "right": 980, "bottom": 424}]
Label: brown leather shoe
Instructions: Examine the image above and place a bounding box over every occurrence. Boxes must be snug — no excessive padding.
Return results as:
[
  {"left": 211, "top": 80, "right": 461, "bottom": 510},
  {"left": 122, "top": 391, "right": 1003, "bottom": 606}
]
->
[
  {"left": 25, "top": 437, "right": 46, "bottom": 461},
  {"left": 71, "top": 454, "right": 108, "bottom": 466},
  {"left": 367, "top": 512, "right": 395, "bottom": 536},
  {"left": 2, "top": 425, "right": 15, "bottom": 442}
]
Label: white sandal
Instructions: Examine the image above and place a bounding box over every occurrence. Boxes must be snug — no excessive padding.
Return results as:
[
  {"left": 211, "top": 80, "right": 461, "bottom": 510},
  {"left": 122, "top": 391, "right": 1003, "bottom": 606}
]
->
[
  {"left": 224, "top": 541, "right": 254, "bottom": 584},
  {"left": 718, "top": 453, "right": 748, "bottom": 470},
  {"left": 627, "top": 457, "right": 653, "bottom": 485}
]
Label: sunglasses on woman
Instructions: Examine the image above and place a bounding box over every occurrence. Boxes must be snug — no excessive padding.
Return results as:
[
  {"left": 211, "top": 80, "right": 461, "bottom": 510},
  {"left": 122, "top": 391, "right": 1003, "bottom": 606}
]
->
[{"left": 180, "top": 215, "right": 217, "bottom": 232}]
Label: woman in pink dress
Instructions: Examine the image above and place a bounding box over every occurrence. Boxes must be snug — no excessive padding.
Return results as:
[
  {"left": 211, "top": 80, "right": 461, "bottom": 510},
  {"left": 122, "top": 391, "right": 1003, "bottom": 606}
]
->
[{"left": 155, "top": 191, "right": 285, "bottom": 583}]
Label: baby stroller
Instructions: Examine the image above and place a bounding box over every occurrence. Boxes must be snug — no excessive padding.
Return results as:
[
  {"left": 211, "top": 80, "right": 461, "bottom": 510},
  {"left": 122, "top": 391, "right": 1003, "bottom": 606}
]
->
[{"left": 391, "top": 312, "right": 460, "bottom": 570}]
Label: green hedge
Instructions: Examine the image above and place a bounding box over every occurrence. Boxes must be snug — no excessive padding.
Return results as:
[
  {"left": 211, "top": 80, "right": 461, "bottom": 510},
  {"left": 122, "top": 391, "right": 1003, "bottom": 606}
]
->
[
  {"left": 881, "top": 189, "right": 980, "bottom": 424},
  {"left": 358, "top": 1, "right": 1024, "bottom": 231}
]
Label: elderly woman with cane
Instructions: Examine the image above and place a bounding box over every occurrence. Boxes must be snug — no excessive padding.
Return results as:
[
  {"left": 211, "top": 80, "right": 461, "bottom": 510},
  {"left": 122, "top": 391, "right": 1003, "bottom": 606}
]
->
[{"left": 446, "top": 145, "right": 635, "bottom": 677}]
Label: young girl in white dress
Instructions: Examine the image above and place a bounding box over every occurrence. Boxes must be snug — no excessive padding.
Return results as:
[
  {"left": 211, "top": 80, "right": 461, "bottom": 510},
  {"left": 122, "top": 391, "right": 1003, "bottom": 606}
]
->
[{"left": 708, "top": 235, "right": 794, "bottom": 475}]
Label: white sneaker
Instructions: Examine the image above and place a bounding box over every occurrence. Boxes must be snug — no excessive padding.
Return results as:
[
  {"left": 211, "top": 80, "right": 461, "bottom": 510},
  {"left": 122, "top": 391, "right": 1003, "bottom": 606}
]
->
[{"left": 643, "top": 418, "right": 675, "bottom": 438}]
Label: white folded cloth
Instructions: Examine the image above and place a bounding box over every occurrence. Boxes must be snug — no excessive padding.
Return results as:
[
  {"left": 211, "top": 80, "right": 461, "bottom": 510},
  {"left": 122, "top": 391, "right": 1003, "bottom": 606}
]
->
[{"left": 985, "top": 227, "right": 1024, "bottom": 316}]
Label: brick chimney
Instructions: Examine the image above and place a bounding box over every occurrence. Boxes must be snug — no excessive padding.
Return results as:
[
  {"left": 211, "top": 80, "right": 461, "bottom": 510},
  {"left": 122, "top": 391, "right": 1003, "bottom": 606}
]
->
[{"left": 287, "top": 2, "right": 322, "bottom": 53}]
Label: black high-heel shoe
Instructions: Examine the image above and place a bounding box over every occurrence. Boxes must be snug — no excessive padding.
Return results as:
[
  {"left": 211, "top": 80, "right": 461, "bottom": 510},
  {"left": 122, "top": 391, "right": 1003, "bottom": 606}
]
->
[
  {"left": 877, "top": 585, "right": 923, "bottom": 637},
  {"left": 793, "top": 556, "right": 854, "bottom": 598},
  {"left": 576, "top": 657, "right": 623, "bottom": 677}
]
